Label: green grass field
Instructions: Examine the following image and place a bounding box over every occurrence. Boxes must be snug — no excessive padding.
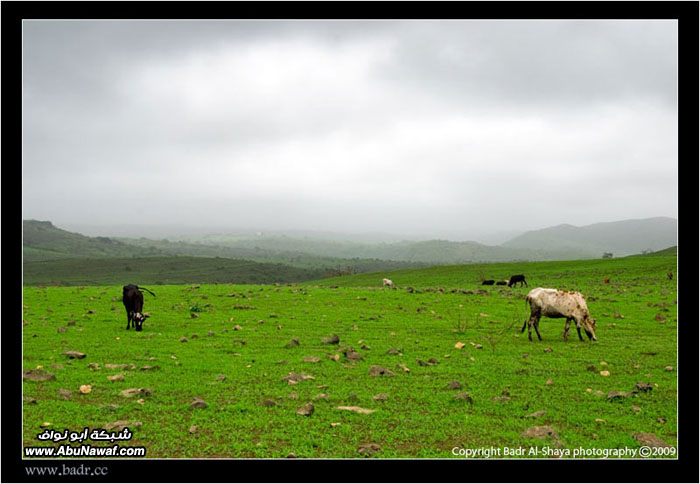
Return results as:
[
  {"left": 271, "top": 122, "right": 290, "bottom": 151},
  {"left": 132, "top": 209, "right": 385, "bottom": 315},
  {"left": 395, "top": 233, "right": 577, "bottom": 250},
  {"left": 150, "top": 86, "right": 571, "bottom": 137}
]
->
[{"left": 22, "top": 254, "right": 677, "bottom": 458}]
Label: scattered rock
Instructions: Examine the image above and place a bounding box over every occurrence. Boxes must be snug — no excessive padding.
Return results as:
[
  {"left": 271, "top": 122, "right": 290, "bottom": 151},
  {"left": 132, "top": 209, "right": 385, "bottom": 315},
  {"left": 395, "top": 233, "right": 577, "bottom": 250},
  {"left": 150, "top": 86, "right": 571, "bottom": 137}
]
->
[
  {"left": 79, "top": 385, "right": 92, "bottom": 394},
  {"left": 23, "top": 369, "right": 56, "bottom": 382},
  {"left": 453, "top": 392, "right": 473, "bottom": 404},
  {"left": 521, "top": 425, "right": 559, "bottom": 441},
  {"left": 120, "top": 388, "right": 152, "bottom": 398},
  {"left": 282, "top": 373, "right": 314, "bottom": 385},
  {"left": 322, "top": 334, "right": 340, "bottom": 344},
  {"left": 632, "top": 432, "right": 673, "bottom": 448},
  {"left": 386, "top": 348, "right": 402, "bottom": 355},
  {"left": 455, "top": 342, "right": 466, "bottom": 349},
  {"left": 607, "top": 390, "right": 634, "bottom": 401},
  {"left": 261, "top": 399, "right": 278, "bottom": 407},
  {"left": 543, "top": 347, "right": 553, "bottom": 353},
  {"left": 664, "top": 366, "right": 674, "bottom": 372},
  {"left": 303, "top": 356, "right": 321, "bottom": 363},
  {"left": 190, "top": 397, "right": 208, "bottom": 409},
  {"left": 654, "top": 314, "right": 666, "bottom": 322},
  {"left": 336, "top": 406, "right": 376, "bottom": 415},
  {"left": 445, "top": 381, "right": 463, "bottom": 390},
  {"left": 369, "top": 365, "right": 396, "bottom": 377},
  {"left": 492, "top": 396, "right": 510, "bottom": 402},
  {"left": 215, "top": 374, "right": 226, "bottom": 381},
  {"left": 140, "top": 365, "right": 160, "bottom": 371},
  {"left": 62, "top": 350, "right": 86, "bottom": 359},
  {"left": 179, "top": 337, "right": 188, "bottom": 343},
  {"left": 634, "top": 382, "right": 654, "bottom": 393},
  {"left": 344, "top": 350, "right": 363, "bottom": 361},
  {"left": 357, "top": 443, "right": 381, "bottom": 456},
  {"left": 107, "top": 374, "right": 124, "bottom": 382},
  {"left": 105, "top": 363, "right": 136, "bottom": 370},
  {"left": 57, "top": 327, "right": 67, "bottom": 333},
  {"left": 296, "top": 403, "right": 314, "bottom": 416},
  {"left": 88, "top": 363, "right": 101, "bottom": 370},
  {"left": 599, "top": 370, "right": 611, "bottom": 377},
  {"left": 58, "top": 389, "right": 72, "bottom": 400},
  {"left": 285, "top": 338, "right": 300, "bottom": 349},
  {"left": 189, "top": 425, "right": 198, "bottom": 434},
  {"left": 524, "top": 410, "right": 547, "bottom": 419},
  {"left": 373, "top": 393, "right": 388, "bottom": 401}
]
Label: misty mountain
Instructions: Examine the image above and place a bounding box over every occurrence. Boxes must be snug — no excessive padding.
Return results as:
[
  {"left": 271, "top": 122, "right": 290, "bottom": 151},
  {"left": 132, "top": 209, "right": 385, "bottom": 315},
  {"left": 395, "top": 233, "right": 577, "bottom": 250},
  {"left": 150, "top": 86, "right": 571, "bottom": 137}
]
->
[
  {"left": 23, "top": 217, "right": 678, "bottom": 273},
  {"left": 501, "top": 217, "right": 677, "bottom": 257}
]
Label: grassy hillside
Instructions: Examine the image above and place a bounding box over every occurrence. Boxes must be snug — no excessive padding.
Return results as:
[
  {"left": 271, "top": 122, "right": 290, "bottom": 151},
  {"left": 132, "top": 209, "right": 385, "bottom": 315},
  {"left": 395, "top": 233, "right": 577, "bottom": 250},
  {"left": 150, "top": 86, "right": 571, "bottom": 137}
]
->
[
  {"left": 309, "top": 253, "right": 678, "bottom": 292},
  {"left": 22, "top": 256, "right": 326, "bottom": 286},
  {"left": 23, "top": 220, "right": 162, "bottom": 261},
  {"left": 22, "top": 252, "right": 677, "bottom": 458}
]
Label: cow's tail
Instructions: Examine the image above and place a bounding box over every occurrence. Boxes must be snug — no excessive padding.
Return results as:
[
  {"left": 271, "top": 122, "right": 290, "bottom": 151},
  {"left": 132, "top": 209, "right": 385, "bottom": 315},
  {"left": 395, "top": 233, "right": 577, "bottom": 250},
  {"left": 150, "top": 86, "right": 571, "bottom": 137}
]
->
[{"left": 138, "top": 286, "right": 157, "bottom": 297}]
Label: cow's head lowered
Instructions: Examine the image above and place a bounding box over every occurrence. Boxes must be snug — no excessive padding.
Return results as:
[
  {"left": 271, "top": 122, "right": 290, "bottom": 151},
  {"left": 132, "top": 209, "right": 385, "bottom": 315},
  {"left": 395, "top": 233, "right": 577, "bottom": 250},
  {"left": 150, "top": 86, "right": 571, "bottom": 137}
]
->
[
  {"left": 130, "top": 312, "right": 149, "bottom": 332},
  {"left": 581, "top": 315, "right": 597, "bottom": 341}
]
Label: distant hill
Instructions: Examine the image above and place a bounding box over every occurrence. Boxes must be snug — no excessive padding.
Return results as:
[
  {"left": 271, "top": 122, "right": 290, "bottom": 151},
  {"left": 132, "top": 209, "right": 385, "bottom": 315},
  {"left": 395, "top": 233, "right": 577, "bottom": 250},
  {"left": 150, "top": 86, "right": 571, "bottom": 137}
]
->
[
  {"left": 501, "top": 217, "right": 677, "bottom": 258},
  {"left": 164, "top": 233, "right": 586, "bottom": 264},
  {"left": 22, "top": 220, "right": 163, "bottom": 261}
]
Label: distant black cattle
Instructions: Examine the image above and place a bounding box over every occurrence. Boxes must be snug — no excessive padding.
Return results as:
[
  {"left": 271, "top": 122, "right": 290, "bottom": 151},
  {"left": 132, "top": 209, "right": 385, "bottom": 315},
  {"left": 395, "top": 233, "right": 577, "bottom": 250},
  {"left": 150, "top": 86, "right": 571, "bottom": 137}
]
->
[
  {"left": 481, "top": 280, "right": 495, "bottom": 286},
  {"left": 122, "top": 284, "right": 156, "bottom": 331},
  {"left": 508, "top": 274, "right": 527, "bottom": 288},
  {"left": 496, "top": 280, "right": 508, "bottom": 286}
]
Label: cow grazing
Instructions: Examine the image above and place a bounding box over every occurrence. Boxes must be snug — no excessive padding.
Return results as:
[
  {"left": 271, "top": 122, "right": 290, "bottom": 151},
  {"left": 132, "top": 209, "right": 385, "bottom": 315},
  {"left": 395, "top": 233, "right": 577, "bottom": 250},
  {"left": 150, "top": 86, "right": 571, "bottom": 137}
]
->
[
  {"left": 508, "top": 274, "right": 527, "bottom": 287},
  {"left": 481, "top": 280, "right": 495, "bottom": 286},
  {"left": 521, "top": 288, "right": 596, "bottom": 342},
  {"left": 122, "top": 284, "right": 156, "bottom": 331},
  {"left": 496, "top": 280, "right": 508, "bottom": 286},
  {"left": 382, "top": 278, "right": 395, "bottom": 289}
]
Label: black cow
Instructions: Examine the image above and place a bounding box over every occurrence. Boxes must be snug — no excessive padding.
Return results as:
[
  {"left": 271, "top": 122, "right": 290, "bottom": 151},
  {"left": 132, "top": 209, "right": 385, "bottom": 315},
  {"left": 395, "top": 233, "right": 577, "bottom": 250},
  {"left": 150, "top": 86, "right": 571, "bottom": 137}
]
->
[
  {"left": 508, "top": 274, "right": 527, "bottom": 288},
  {"left": 481, "top": 280, "right": 495, "bottom": 286},
  {"left": 496, "top": 280, "right": 508, "bottom": 286},
  {"left": 122, "top": 284, "right": 156, "bottom": 331}
]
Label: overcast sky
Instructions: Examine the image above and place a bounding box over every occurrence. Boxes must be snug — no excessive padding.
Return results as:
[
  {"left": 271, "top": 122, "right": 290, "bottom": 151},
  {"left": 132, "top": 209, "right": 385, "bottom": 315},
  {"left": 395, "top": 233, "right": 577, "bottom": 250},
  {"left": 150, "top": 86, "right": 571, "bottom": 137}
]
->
[{"left": 22, "top": 20, "right": 678, "bottom": 241}]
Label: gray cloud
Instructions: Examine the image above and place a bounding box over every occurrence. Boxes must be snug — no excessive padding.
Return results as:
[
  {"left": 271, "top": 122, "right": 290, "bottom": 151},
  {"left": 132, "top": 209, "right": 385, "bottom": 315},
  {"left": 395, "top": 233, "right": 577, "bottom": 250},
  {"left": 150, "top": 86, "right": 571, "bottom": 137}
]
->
[{"left": 22, "top": 20, "right": 678, "bottom": 240}]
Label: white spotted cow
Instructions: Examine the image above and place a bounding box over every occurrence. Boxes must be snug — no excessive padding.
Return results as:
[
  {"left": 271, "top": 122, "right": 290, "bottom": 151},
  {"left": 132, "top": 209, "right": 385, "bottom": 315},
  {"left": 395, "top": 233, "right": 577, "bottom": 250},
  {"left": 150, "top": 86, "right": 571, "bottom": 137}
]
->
[{"left": 521, "top": 288, "right": 597, "bottom": 342}]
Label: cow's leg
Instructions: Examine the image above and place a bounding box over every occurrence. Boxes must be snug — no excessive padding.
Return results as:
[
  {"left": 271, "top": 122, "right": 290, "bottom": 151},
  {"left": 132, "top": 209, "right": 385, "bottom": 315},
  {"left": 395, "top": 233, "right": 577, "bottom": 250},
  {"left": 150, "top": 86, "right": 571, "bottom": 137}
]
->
[
  {"left": 533, "top": 318, "right": 543, "bottom": 341},
  {"left": 521, "top": 320, "right": 528, "bottom": 333},
  {"left": 576, "top": 323, "right": 584, "bottom": 341},
  {"left": 563, "top": 318, "right": 572, "bottom": 341},
  {"left": 126, "top": 312, "right": 132, "bottom": 330}
]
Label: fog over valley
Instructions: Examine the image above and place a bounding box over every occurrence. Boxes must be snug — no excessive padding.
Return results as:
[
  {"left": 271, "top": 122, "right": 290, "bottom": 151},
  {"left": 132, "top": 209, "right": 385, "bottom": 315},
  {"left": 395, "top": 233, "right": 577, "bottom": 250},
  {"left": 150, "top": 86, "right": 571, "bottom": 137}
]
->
[{"left": 23, "top": 20, "right": 678, "bottom": 242}]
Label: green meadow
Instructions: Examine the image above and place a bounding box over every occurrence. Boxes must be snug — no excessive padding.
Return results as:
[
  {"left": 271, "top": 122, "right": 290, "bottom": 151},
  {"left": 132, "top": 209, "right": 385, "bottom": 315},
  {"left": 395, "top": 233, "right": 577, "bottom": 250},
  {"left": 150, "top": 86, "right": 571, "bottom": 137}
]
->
[{"left": 22, "top": 253, "right": 677, "bottom": 458}]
